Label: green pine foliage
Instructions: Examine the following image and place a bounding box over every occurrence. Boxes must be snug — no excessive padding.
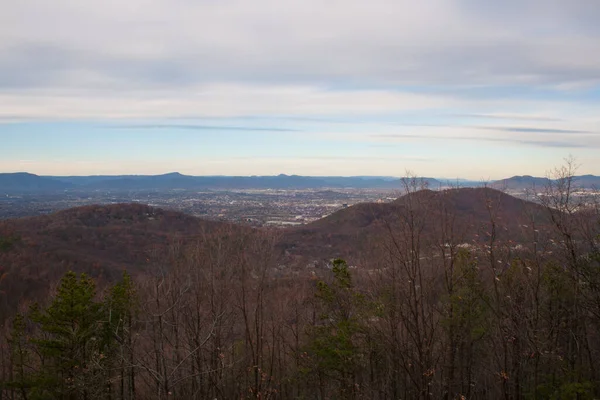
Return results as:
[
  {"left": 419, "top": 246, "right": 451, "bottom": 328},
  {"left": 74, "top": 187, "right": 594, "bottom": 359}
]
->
[
  {"left": 305, "top": 259, "right": 368, "bottom": 399},
  {"left": 0, "top": 234, "right": 19, "bottom": 253},
  {"left": 5, "top": 271, "right": 136, "bottom": 400}
]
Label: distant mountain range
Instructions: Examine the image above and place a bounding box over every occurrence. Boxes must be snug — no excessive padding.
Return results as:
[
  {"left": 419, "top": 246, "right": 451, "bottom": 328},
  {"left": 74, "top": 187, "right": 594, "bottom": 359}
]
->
[
  {"left": 0, "top": 172, "right": 73, "bottom": 192},
  {"left": 0, "top": 172, "right": 599, "bottom": 193},
  {"left": 491, "top": 174, "right": 600, "bottom": 191},
  {"left": 0, "top": 172, "right": 443, "bottom": 193}
]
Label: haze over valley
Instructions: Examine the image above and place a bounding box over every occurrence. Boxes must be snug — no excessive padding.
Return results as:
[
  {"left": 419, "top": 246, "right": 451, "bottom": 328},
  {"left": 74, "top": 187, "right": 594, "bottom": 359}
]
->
[{"left": 2, "top": 171, "right": 599, "bottom": 225}]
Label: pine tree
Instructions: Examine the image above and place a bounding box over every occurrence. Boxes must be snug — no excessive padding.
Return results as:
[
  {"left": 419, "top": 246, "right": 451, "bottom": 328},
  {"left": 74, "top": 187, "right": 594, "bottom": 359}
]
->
[
  {"left": 28, "top": 271, "right": 106, "bottom": 400},
  {"left": 104, "top": 271, "right": 138, "bottom": 400},
  {"left": 305, "top": 259, "right": 367, "bottom": 399}
]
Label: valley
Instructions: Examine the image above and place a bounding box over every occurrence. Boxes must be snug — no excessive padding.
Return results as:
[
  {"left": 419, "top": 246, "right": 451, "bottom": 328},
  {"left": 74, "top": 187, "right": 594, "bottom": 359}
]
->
[{"left": 0, "top": 187, "right": 397, "bottom": 225}]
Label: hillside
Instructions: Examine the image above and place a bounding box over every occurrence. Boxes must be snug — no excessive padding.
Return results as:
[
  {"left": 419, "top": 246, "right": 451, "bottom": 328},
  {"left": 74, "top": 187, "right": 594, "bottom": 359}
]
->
[
  {"left": 1, "top": 188, "right": 598, "bottom": 400},
  {"left": 280, "top": 187, "right": 553, "bottom": 261},
  {"left": 0, "top": 203, "right": 240, "bottom": 317},
  {"left": 0, "top": 188, "right": 574, "bottom": 320}
]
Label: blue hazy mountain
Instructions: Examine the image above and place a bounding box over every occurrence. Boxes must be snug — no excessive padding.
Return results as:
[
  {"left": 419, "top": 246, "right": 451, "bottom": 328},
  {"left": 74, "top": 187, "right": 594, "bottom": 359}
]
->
[
  {"left": 491, "top": 175, "right": 551, "bottom": 190},
  {"left": 0, "top": 172, "right": 72, "bottom": 193},
  {"left": 2, "top": 172, "right": 599, "bottom": 193},
  {"left": 574, "top": 175, "right": 600, "bottom": 189},
  {"left": 491, "top": 174, "right": 600, "bottom": 190},
  {"left": 48, "top": 173, "right": 443, "bottom": 190}
]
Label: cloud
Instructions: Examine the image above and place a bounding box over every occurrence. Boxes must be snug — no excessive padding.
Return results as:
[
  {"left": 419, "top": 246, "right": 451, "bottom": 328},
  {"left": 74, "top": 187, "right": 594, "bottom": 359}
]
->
[
  {"left": 0, "top": 84, "right": 461, "bottom": 120},
  {"left": 2, "top": 0, "right": 600, "bottom": 93},
  {"left": 372, "top": 133, "right": 590, "bottom": 148},
  {"left": 517, "top": 140, "right": 587, "bottom": 148},
  {"left": 453, "top": 113, "right": 563, "bottom": 122},
  {"left": 109, "top": 124, "right": 299, "bottom": 132},
  {"left": 479, "top": 127, "right": 595, "bottom": 134}
]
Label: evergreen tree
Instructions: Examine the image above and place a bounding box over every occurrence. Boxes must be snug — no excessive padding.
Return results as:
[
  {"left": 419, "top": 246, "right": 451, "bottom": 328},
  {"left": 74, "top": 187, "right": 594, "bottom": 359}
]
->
[
  {"left": 28, "top": 271, "right": 106, "bottom": 400},
  {"left": 305, "top": 259, "right": 367, "bottom": 399},
  {"left": 104, "top": 271, "right": 138, "bottom": 400}
]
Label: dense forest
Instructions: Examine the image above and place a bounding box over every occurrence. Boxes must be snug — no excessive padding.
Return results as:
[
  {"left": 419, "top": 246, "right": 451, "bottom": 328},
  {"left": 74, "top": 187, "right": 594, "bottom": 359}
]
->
[{"left": 1, "top": 162, "right": 599, "bottom": 399}]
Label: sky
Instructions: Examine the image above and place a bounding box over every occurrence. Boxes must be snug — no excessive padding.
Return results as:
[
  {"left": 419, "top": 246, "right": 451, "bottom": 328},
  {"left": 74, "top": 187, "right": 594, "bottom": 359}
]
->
[{"left": 1, "top": 0, "right": 600, "bottom": 179}]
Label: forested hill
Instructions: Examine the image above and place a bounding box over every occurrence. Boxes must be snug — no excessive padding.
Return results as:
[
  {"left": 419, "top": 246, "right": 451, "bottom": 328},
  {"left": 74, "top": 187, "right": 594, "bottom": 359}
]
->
[
  {"left": 0, "top": 187, "right": 589, "bottom": 313},
  {"left": 280, "top": 187, "right": 555, "bottom": 261},
  {"left": 0, "top": 203, "right": 241, "bottom": 317},
  {"left": 0, "top": 188, "right": 558, "bottom": 305},
  {"left": 1, "top": 186, "right": 599, "bottom": 399}
]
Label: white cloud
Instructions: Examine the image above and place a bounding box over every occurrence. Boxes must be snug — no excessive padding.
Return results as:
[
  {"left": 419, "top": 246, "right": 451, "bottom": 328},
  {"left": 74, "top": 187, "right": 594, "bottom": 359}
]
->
[
  {"left": 0, "top": 84, "right": 463, "bottom": 119},
  {"left": 2, "top": 0, "right": 600, "bottom": 93}
]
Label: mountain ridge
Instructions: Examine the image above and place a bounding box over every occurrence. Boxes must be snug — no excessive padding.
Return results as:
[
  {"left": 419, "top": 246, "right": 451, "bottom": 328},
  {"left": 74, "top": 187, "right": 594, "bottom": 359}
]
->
[
  {"left": 2, "top": 172, "right": 599, "bottom": 193},
  {"left": 2, "top": 172, "right": 442, "bottom": 192},
  {"left": 491, "top": 174, "right": 600, "bottom": 190}
]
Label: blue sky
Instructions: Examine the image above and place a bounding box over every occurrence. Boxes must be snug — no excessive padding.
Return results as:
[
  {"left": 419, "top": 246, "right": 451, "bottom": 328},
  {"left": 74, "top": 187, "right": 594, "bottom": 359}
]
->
[{"left": 1, "top": 0, "right": 600, "bottom": 179}]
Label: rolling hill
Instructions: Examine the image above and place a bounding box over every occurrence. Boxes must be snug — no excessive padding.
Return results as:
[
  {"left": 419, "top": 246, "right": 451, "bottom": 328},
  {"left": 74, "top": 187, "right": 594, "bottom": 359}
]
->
[
  {"left": 279, "top": 187, "right": 554, "bottom": 261},
  {"left": 0, "top": 187, "right": 590, "bottom": 323},
  {"left": 0, "top": 203, "right": 240, "bottom": 319}
]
